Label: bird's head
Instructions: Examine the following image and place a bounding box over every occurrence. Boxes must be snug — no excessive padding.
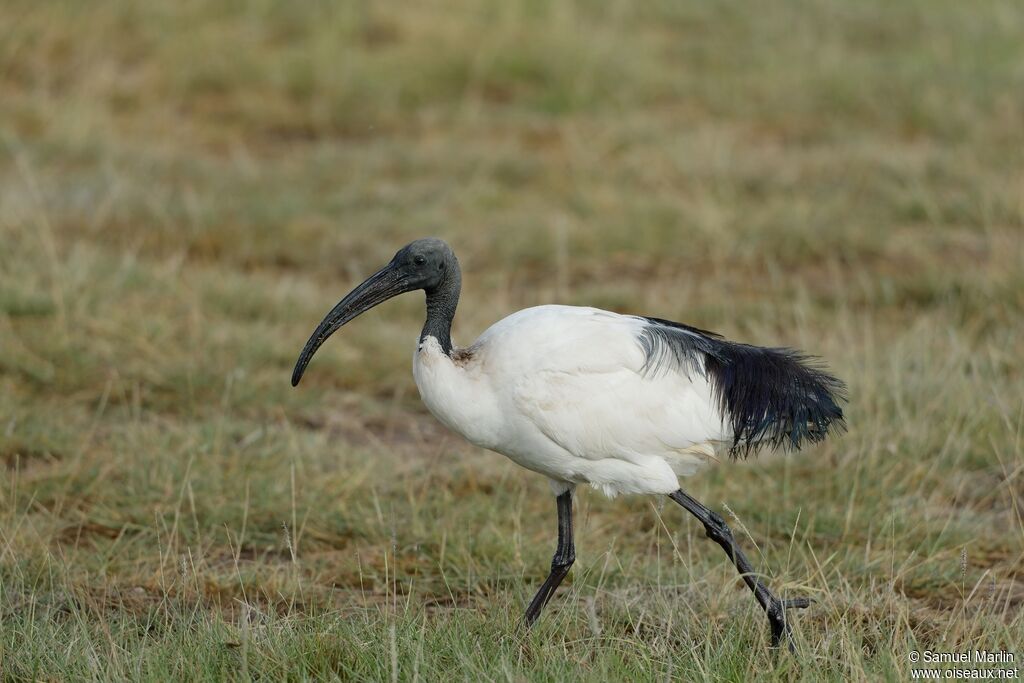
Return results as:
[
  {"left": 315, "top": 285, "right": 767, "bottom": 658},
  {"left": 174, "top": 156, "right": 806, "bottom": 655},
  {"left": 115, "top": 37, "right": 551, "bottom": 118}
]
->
[{"left": 291, "top": 238, "right": 457, "bottom": 386}]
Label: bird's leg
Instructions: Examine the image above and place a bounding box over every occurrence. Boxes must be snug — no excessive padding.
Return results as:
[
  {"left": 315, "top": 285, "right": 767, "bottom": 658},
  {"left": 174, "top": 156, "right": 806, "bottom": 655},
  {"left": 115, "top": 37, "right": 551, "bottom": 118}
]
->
[
  {"left": 523, "top": 490, "right": 575, "bottom": 627},
  {"left": 668, "top": 490, "right": 811, "bottom": 651}
]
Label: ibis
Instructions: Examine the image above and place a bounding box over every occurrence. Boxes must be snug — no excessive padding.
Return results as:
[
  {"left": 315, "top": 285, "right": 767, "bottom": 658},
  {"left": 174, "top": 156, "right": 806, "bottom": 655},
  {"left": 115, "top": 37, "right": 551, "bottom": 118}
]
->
[{"left": 291, "top": 238, "right": 845, "bottom": 650}]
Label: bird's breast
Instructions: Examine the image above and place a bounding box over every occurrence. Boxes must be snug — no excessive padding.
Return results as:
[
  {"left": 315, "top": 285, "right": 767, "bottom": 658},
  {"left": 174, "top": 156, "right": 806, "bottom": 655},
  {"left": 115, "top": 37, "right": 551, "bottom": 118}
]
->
[{"left": 412, "top": 336, "right": 504, "bottom": 450}]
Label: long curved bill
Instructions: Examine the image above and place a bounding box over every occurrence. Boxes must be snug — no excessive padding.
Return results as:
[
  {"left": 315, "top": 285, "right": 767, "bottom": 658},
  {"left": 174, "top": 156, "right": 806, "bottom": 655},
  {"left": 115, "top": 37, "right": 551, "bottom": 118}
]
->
[{"left": 291, "top": 264, "right": 409, "bottom": 386}]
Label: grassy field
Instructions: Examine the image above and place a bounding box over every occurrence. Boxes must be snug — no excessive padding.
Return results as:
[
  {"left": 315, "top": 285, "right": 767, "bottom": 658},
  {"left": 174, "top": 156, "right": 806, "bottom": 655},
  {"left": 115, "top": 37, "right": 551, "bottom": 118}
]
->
[{"left": 2, "top": 0, "right": 1023, "bottom": 680}]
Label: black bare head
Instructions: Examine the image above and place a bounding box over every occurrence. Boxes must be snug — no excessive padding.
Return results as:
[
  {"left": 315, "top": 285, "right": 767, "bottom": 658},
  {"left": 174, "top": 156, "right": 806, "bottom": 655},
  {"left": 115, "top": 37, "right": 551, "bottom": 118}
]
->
[
  {"left": 392, "top": 237, "right": 458, "bottom": 293},
  {"left": 291, "top": 238, "right": 461, "bottom": 386}
]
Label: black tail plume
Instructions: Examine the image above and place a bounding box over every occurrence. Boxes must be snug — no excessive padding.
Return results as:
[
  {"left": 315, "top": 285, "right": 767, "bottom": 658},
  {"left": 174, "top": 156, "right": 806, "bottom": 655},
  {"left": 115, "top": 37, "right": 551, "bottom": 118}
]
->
[
  {"left": 704, "top": 343, "right": 846, "bottom": 456},
  {"left": 639, "top": 317, "right": 847, "bottom": 456}
]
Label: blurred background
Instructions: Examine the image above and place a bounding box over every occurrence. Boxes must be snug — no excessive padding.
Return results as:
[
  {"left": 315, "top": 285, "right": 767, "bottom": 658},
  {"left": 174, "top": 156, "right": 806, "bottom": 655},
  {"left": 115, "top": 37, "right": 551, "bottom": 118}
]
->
[{"left": 1, "top": 0, "right": 1022, "bottom": 679}]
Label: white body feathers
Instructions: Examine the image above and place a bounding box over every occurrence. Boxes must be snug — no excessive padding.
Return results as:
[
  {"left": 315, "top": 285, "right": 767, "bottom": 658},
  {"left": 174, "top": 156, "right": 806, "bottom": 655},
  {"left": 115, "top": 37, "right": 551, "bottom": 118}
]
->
[{"left": 412, "top": 305, "right": 729, "bottom": 497}]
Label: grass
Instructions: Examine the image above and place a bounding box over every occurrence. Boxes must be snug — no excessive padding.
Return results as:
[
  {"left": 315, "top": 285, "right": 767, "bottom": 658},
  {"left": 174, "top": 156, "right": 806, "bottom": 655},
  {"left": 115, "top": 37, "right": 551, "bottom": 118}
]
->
[{"left": 1, "top": 0, "right": 1023, "bottom": 679}]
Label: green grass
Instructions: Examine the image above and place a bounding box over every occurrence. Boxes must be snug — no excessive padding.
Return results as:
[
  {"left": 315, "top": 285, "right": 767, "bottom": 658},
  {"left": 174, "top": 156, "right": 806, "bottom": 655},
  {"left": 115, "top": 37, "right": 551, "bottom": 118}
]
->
[{"left": 2, "top": 0, "right": 1023, "bottom": 680}]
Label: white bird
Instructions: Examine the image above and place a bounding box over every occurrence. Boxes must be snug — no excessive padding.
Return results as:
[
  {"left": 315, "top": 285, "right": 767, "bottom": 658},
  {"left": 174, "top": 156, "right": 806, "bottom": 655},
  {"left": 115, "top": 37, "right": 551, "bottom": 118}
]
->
[{"left": 292, "top": 237, "right": 845, "bottom": 650}]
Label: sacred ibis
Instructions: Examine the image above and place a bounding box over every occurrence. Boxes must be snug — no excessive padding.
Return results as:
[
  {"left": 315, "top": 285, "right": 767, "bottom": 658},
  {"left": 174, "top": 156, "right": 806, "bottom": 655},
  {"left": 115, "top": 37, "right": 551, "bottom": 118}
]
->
[{"left": 292, "top": 238, "right": 845, "bottom": 650}]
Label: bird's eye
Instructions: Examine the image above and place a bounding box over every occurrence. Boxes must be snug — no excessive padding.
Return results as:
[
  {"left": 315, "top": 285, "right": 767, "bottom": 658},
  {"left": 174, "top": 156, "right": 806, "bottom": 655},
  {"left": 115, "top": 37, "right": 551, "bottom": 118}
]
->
[{"left": 414, "top": 255, "right": 426, "bottom": 266}]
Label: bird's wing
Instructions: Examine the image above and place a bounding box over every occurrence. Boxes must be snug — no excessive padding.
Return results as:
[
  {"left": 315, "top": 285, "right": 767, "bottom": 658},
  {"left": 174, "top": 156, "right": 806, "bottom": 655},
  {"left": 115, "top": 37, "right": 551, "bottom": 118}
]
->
[
  {"left": 497, "top": 307, "right": 728, "bottom": 471},
  {"left": 481, "top": 304, "right": 844, "bottom": 465}
]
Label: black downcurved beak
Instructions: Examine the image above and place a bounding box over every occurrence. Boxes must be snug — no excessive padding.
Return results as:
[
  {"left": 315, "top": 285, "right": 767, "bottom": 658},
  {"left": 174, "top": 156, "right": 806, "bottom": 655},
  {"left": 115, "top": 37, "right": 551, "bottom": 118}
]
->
[{"left": 291, "top": 263, "right": 409, "bottom": 386}]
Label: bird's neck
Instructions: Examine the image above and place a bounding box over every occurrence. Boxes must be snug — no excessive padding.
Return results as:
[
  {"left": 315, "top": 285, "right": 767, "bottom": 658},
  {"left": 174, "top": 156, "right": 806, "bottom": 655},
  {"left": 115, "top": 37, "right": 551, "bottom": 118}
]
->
[{"left": 421, "top": 259, "right": 461, "bottom": 355}]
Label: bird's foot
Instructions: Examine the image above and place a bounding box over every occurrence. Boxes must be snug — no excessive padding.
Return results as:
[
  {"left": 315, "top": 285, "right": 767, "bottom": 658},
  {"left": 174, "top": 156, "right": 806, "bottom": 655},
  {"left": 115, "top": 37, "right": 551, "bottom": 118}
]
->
[{"left": 766, "top": 596, "right": 813, "bottom": 652}]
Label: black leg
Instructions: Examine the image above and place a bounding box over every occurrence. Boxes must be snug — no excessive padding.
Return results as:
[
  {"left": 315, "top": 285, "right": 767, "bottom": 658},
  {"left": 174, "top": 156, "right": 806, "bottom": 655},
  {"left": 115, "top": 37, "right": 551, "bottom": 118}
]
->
[
  {"left": 668, "top": 489, "right": 811, "bottom": 651},
  {"left": 523, "top": 490, "right": 575, "bottom": 627}
]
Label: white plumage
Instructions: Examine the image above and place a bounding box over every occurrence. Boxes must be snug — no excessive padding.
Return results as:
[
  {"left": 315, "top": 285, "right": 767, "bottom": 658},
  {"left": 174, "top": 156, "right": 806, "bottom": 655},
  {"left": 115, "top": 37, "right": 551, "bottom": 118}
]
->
[
  {"left": 291, "top": 238, "right": 845, "bottom": 650},
  {"left": 413, "top": 305, "right": 724, "bottom": 497}
]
